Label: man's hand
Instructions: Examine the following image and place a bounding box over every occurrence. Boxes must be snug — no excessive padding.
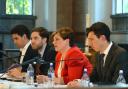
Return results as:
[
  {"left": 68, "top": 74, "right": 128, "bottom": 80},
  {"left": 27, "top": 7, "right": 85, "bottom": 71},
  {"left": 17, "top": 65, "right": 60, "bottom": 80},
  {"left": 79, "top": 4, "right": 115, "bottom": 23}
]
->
[
  {"left": 36, "top": 75, "right": 48, "bottom": 83},
  {"left": 7, "top": 67, "right": 22, "bottom": 79}
]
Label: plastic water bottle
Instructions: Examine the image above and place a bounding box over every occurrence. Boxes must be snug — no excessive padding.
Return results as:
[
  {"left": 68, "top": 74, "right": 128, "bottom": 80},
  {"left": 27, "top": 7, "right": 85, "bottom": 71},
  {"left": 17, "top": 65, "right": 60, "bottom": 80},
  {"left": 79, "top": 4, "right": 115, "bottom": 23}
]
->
[
  {"left": 47, "top": 63, "right": 54, "bottom": 87},
  {"left": 26, "top": 64, "right": 34, "bottom": 85},
  {"left": 116, "top": 70, "right": 126, "bottom": 85},
  {"left": 48, "top": 63, "right": 54, "bottom": 80},
  {"left": 80, "top": 68, "right": 90, "bottom": 87}
]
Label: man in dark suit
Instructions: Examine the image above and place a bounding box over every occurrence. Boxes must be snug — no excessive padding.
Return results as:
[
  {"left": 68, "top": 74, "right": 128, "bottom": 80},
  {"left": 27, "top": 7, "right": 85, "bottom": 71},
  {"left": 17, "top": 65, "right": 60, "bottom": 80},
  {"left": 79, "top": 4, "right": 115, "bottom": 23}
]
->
[
  {"left": 10, "top": 25, "right": 38, "bottom": 73},
  {"left": 68, "top": 22, "right": 128, "bottom": 87},
  {"left": 31, "top": 27, "right": 56, "bottom": 75},
  {"left": 87, "top": 22, "right": 128, "bottom": 84}
]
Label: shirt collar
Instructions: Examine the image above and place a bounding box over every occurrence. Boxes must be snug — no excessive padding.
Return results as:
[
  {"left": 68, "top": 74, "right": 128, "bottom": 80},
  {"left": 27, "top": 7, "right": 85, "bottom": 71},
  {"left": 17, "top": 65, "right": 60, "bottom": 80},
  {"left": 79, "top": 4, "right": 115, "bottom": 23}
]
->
[
  {"left": 20, "top": 41, "right": 31, "bottom": 52},
  {"left": 102, "top": 41, "right": 113, "bottom": 55},
  {"left": 39, "top": 43, "right": 47, "bottom": 57}
]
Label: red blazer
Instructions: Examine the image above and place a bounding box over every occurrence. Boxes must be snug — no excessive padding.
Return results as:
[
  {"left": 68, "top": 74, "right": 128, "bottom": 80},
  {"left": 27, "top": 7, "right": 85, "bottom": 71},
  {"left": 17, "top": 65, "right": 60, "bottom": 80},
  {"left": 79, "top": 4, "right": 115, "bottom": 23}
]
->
[{"left": 55, "top": 46, "right": 93, "bottom": 84}]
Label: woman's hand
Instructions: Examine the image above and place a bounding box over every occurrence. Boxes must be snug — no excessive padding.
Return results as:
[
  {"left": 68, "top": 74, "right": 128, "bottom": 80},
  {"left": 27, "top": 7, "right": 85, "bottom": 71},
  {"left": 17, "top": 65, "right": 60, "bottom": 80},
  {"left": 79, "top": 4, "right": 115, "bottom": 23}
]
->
[
  {"left": 67, "top": 79, "right": 81, "bottom": 87},
  {"left": 36, "top": 75, "right": 48, "bottom": 83}
]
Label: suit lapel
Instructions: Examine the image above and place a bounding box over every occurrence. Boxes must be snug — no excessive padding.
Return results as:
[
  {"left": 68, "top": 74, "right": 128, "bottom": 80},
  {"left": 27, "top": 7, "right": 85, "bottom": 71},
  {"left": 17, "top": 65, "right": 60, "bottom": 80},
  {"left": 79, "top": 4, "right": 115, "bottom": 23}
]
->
[
  {"left": 42, "top": 44, "right": 49, "bottom": 61},
  {"left": 102, "top": 44, "right": 116, "bottom": 79},
  {"left": 23, "top": 45, "right": 31, "bottom": 62},
  {"left": 96, "top": 54, "right": 103, "bottom": 78}
]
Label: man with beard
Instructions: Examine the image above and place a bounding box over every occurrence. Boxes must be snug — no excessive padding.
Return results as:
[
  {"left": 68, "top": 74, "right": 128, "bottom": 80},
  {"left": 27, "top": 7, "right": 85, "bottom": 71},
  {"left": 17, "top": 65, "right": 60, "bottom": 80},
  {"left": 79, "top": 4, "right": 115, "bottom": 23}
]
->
[{"left": 31, "top": 27, "right": 56, "bottom": 75}]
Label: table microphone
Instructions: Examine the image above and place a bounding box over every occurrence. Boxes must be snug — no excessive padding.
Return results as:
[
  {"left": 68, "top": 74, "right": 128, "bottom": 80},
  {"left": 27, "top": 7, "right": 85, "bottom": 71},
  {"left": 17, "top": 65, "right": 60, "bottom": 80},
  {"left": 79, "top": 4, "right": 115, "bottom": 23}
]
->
[
  {"left": 20, "top": 56, "right": 43, "bottom": 65},
  {"left": 36, "top": 57, "right": 83, "bottom": 64}
]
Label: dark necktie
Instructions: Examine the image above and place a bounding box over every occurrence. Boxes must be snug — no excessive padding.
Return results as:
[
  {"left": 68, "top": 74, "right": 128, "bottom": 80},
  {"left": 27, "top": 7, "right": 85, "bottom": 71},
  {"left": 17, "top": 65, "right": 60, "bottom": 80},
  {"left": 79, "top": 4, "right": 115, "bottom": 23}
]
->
[{"left": 99, "top": 54, "right": 105, "bottom": 73}]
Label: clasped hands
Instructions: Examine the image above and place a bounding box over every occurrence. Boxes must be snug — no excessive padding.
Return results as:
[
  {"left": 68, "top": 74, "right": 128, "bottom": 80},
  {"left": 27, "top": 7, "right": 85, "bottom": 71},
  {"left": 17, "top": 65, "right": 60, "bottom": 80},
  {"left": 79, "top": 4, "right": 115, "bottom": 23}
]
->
[
  {"left": 36, "top": 75, "right": 64, "bottom": 84},
  {"left": 7, "top": 66, "right": 23, "bottom": 79},
  {"left": 37, "top": 75, "right": 81, "bottom": 87}
]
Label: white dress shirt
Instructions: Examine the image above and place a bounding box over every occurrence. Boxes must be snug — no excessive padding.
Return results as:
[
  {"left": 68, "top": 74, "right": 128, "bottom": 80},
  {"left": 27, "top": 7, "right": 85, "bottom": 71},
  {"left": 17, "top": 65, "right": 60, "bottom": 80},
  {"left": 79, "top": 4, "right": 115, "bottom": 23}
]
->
[
  {"left": 101, "top": 42, "right": 113, "bottom": 66},
  {"left": 57, "top": 57, "right": 64, "bottom": 78},
  {"left": 39, "top": 43, "right": 47, "bottom": 58},
  {"left": 19, "top": 41, "right": 31, "bottom": 64}
]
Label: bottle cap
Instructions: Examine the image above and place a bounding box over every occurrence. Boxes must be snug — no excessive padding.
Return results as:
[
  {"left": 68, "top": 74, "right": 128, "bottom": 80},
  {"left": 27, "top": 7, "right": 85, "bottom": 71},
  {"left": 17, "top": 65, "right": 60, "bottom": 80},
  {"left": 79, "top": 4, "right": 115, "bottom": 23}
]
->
[
  {"left": 119, "top": 70, "right": 123, "bottom": 73},
  {"left": 84, "top": 68, "right": 87, "bottom": 72},
  {"left": 33, "top": 62, "right": 37, "bottom": 64},
  {"left": 50, "top": 63, "right": 53, "bottom": 66}
]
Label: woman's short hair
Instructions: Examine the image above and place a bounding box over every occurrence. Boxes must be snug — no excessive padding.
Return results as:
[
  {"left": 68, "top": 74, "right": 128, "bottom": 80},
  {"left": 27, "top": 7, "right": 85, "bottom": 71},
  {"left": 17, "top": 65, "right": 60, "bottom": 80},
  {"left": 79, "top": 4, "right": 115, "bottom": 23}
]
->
[{"left": 54, "top": 27, "right": 75, "bottom": 47}]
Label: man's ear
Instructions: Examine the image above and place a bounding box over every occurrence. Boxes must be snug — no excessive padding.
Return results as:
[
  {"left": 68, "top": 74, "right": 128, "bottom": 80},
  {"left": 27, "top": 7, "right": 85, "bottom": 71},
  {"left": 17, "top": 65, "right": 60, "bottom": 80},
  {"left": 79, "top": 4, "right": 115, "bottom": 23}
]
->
[
  {"left": 100, "top": 35, "right": 106, "bottom": 41},
  {"left": 22, "top": 34, "right": 27, "bottom": 39},
  {"left": 66, "top": 38, "right": 70, "bottom": 43},
  {"left": 43, "top": 38, "right": 47, "bottom": 43}
]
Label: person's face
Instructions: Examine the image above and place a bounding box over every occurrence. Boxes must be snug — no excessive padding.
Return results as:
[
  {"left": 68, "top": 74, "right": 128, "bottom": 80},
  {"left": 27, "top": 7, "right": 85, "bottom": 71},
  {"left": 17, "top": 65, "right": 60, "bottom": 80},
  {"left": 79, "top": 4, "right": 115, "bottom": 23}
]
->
[
  {"left": 31, "top": 32, "right": 46, "bottom": 50},
  {"left": 87, "top": 32, "right": 103, "bottom": 52},
  {"left": 52, "top": 33, "right": 69, "bottom": 52},
  {"left": 12, "top": 34, "right": 25, "bottom": 48}
]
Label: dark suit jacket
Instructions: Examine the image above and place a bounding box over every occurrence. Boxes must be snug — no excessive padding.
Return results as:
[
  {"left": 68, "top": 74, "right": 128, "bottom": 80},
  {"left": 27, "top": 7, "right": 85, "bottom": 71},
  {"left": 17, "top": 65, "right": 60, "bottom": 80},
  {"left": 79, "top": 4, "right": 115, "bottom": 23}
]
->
[
  {"left": 90, "top": 43, "right": 128, "bottom": 84},
  {"left": 39, "top": 44, "right": 56, "bottom": 75},
  {"left": 21, "top": 44, "right": 38, "bottom": 72}
]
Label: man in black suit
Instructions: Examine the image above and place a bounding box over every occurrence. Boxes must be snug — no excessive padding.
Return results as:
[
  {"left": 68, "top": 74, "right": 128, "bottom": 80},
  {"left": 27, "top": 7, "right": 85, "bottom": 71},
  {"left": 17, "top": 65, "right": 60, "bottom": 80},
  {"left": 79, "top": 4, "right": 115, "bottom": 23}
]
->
[
  {"left": 9, "top": 25, "right": 38, "bottom": 74},
  {"left": 31, "top": 27, "right": 56, "bottom": 75},
  {"left": 87, "top": 22, "right": 128, "bottom": 84},
  {"left": 68, "top": 22, "right": 128, "bottom": 87}
]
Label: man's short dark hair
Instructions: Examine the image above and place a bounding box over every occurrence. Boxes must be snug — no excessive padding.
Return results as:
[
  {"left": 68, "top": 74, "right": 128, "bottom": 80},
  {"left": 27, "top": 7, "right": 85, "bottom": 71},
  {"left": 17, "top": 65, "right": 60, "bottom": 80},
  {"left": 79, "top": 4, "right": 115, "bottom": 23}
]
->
[
  {"left": 32, "top": 27, "right": 49, "bottom": 42},
  {"left": 11, "top": 24, "right": 30, "bottom": 39},
  {"left": 87, "top": 22, "right": 110, "bottom": 42}
]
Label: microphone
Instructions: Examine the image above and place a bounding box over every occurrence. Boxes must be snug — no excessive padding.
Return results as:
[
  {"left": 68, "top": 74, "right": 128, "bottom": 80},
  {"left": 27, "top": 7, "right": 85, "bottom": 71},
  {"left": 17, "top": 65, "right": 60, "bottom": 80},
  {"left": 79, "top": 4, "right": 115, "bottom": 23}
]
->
[
  {"left": 21, "top": 56, "right": 41, "bottom": 65},
  {"left": 21, "top": 56, "right": 54, "bottom": 65},
  {"left": 36, "top": 57, "right": 83, "bottom": 64},
  {"left": 36, "top": 57, "right": 49, "bottom": 64},
  {"left": 7, "top": 63, "right": 21, "bottom": 70}
]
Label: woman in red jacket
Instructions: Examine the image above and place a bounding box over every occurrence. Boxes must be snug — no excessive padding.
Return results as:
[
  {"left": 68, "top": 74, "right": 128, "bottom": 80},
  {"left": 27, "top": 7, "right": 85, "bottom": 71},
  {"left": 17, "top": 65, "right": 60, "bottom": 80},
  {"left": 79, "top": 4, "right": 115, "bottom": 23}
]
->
[
  {"left": 52, "top": 27, "right": 92, "bottom": 84},
  {"left": 37, "top": 27, "right": 93, "bottom": 84}
]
